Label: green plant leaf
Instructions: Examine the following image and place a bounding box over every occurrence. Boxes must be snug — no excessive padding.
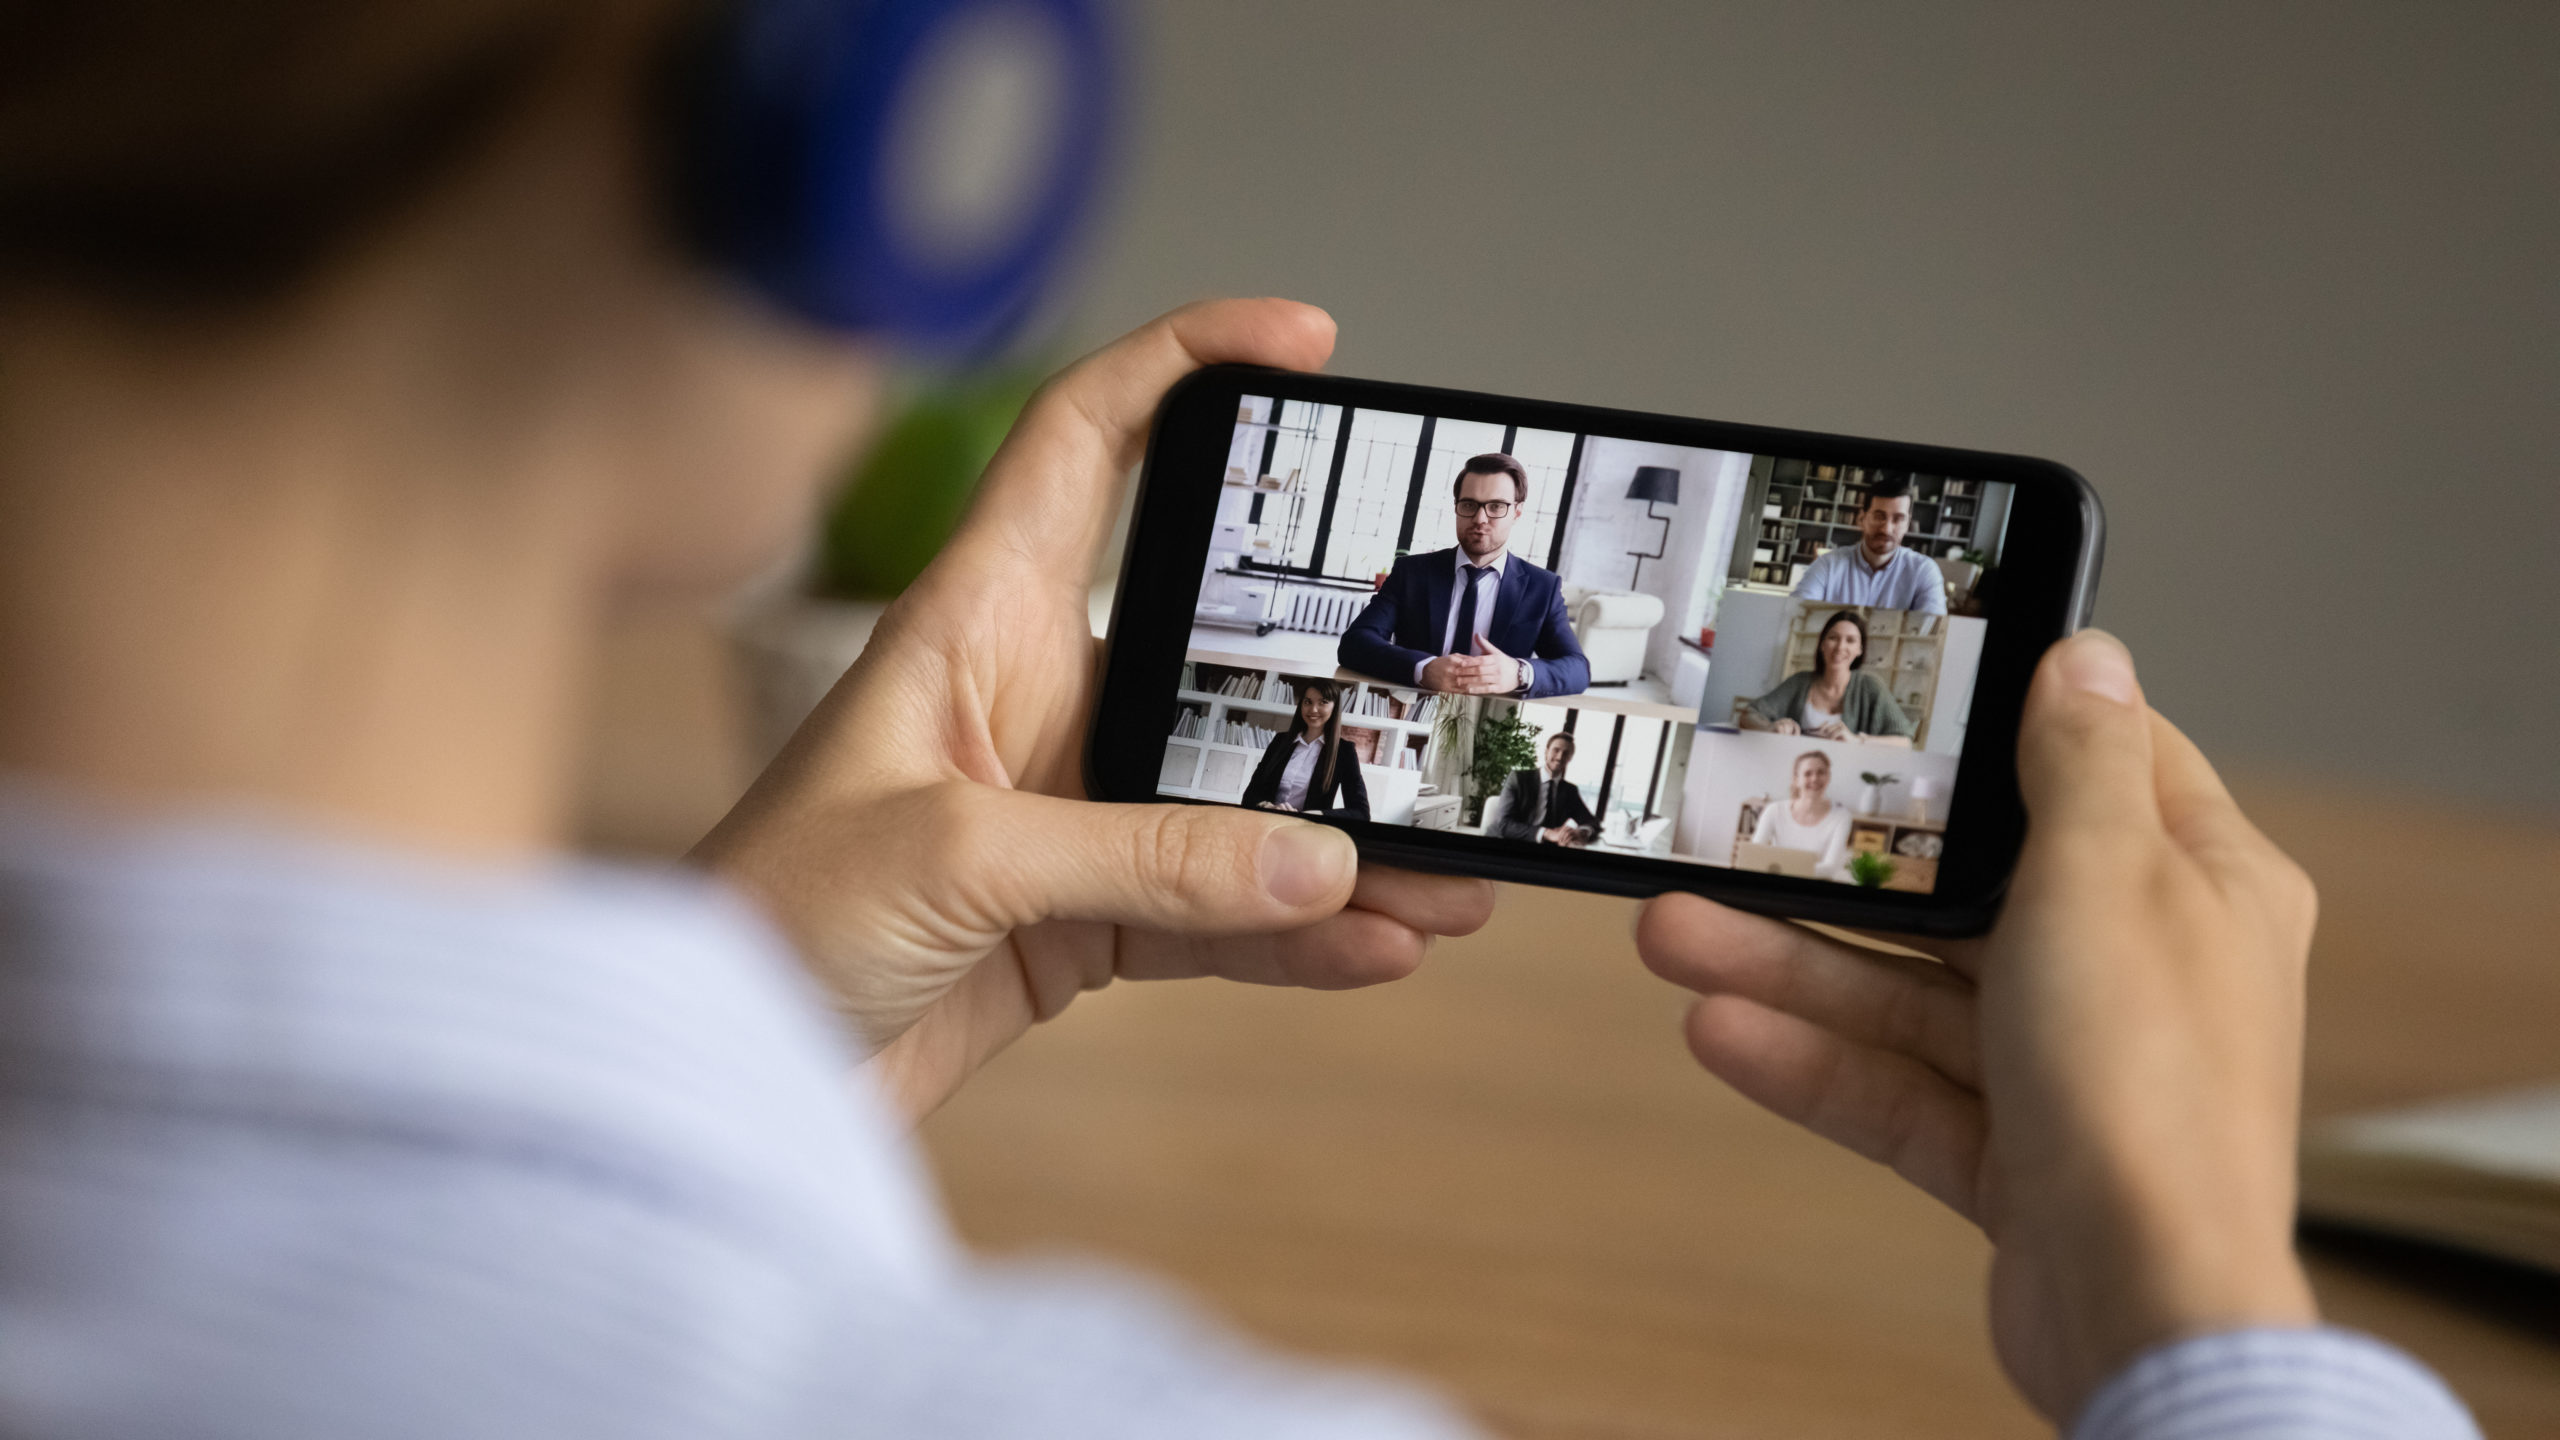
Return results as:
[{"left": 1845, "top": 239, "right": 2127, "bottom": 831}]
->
[
  {"left": 813, "top": 370, "right": 1042, "bottom": 598},
  {"left": 1467, "top": 707, "right": 1541, "bottom": 803}
]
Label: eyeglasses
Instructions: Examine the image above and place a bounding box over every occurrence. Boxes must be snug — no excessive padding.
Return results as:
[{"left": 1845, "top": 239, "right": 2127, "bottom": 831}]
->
[{"left": 1453, "top": 499, "right": 1516, "bottom": 519}]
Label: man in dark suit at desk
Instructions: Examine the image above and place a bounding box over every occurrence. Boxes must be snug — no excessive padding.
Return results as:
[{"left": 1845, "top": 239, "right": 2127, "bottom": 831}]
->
[
  {"left": 1489, "top": 733, "right": 1596, "bottom": 846},
  {"left": 1337, "top": 454, "right": 1590, "bottom": 698}
]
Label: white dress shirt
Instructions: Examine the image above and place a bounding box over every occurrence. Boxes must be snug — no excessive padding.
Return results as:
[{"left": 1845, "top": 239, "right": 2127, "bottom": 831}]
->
[
  {"left": 1414, "top": 549, "right": 1532, "bottom": 692},
  {"left": 1274, "top": 734, "right": 1324, "bottom": 810}
]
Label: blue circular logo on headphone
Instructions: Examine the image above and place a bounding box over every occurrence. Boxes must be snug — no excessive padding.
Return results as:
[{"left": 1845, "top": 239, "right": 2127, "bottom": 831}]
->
[{"left": 679, "top": 0, "right": 1115, "bottom": 352}]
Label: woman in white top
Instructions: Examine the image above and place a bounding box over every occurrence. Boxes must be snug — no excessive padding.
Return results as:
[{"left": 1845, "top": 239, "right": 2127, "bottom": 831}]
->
[
  {"left": 1751, "top": 750, "right": 1854, "bottom": 880},
  {"left": 1241, "top": 678, "right": 1372, "bottom": 819}
]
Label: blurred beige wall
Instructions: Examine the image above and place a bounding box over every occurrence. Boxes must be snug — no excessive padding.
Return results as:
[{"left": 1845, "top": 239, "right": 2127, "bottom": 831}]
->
[{"left": 1061, "top": 1, "right": 2560, "bottom": 817}]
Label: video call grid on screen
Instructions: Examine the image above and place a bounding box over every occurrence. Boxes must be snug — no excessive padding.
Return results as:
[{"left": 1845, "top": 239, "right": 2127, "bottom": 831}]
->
[{"left": 1156, "top": 396, "right": 2017, "bottom": 896}]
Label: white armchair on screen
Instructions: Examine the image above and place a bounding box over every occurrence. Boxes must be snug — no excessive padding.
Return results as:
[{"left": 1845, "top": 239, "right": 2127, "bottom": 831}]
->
[{"left": 1563, "top": 586, "right": 1665, "bottom": 686}]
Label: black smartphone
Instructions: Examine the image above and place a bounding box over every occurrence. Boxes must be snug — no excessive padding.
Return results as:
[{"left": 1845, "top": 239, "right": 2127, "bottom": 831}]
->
[{"left": 1089, "top": 366, "right": 2102, "bottom": 936}]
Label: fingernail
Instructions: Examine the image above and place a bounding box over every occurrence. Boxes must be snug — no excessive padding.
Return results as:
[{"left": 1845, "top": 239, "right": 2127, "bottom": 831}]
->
[
  {"left": 1261, "top": 823, "right": 1353, "bottom": 908},
  {"left": 2057, "top": 629, "right": 2140, "bottom": 706}
]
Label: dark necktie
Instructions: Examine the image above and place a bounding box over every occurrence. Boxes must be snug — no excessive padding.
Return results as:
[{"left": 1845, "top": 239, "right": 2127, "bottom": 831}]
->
[{"left": 1451, "top": 565, "right": 1491, "bottom": 655}]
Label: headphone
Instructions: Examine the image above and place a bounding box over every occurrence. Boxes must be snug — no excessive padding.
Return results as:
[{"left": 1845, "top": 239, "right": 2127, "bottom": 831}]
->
[{"left": 671, "top": 0, "right": 1115, "bottom": 352}]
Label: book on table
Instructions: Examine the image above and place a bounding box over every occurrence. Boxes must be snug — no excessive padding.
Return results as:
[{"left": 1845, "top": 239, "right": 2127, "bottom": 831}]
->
[{"left": 2298, "top": 1083, "right": 2560, "bottom": 1274}]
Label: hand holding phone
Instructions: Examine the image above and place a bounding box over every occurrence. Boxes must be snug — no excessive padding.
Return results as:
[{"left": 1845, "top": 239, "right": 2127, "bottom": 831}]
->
[
  {"left": 1635, "top": 630, "right": 2321, "bottom": 1421},
  {"left": 693, "top": 302, "right": 1493, "bottom": 1117}
]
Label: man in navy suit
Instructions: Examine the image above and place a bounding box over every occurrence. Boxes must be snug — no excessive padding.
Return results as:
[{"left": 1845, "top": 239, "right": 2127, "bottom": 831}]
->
[{"left": 1338, "top": 454, "right": 1590, "bottom": 698}]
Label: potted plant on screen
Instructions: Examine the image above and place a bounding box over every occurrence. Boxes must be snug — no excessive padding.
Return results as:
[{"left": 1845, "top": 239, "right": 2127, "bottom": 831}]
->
[
  {"left": 1856, "top": 769, "right": 1901, "bottom": 817},
  {"left": 1847, "top": 850, "right": 1898, "bottom": 888},
  {"left": 1464, "top": 708, "right": 1540, "bottom": 828},
  {"left": 731, "top": 368, "right": 1043, "bottom": 760}
]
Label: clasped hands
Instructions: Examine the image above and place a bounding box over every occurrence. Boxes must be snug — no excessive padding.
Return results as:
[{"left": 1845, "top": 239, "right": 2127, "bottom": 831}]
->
[
  {"left": 1419, "top": 635, "right": 1526, "bottom": 695},
  {"left": 1769, "top": 715, "right": 1851, "bottom": 741},
  {"left": 694, "top": 300, "right": 2326, "bottom": 1429}
]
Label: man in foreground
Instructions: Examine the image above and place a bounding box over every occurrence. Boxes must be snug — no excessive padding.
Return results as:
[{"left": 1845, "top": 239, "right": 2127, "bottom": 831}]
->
[{"left": 0, "top": 4, "right": 2479, "bottom": 1437}]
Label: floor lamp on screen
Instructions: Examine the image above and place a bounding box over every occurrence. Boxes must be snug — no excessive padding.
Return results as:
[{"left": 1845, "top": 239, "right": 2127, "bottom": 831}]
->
[{"left": 1623, "top": 466, "right": 1681, "bottom": 589}]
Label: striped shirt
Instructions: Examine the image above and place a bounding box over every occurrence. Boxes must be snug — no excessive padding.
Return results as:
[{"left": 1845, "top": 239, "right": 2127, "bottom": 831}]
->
[{"left": 0, "top": 790, "right": 2480, "bottom": 1440}]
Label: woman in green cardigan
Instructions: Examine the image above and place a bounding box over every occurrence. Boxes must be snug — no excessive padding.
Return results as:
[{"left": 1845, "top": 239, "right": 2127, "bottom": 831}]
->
[{"left": 1739, "top": 610, "right": 1915, "bottom": 747}]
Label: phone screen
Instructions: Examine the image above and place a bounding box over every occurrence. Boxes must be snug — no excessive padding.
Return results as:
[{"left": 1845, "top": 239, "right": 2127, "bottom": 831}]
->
[{"left": 1145, "top": 390, "right": 2029, "bottom": 899}]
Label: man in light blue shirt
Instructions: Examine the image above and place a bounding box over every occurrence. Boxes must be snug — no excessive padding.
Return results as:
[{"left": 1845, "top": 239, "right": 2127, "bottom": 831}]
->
[
  {"left": 0, "top": 6, "right": 2485, "bottom": 1440},
  {"left": 1791, "top": 475, "right": 1951, "bottom": 614}
]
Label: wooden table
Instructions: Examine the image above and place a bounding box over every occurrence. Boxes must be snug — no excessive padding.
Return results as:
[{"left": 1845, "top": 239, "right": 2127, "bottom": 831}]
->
[{"left": 583, "top": 613, "right": 2560, "bottom": 1438}]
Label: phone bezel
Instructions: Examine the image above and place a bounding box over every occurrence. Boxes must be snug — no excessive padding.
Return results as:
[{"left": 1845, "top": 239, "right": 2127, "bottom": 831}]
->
[{"left": 1089, "top": 365, "right": 2104, "bottom": 936}]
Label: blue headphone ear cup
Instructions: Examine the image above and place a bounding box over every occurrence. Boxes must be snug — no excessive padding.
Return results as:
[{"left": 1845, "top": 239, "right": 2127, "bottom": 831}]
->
[{"left": 671, "top": 0, "right": 1114, "bottom": 351}]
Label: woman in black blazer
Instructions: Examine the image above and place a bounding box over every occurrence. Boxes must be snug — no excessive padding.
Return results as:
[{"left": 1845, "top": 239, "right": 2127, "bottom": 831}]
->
[{"left": 1239, "top": 677, "right": 1371, "bottom": 820}]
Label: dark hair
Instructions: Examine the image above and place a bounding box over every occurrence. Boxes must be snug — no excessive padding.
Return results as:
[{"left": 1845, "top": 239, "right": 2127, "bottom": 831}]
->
[
  {"left": 1543, "top": 730, "right": 1576, "bottom": 760},
  {"left": 1296, "top": 677, "right": 1345, "bottom": 796},
  {"left": 1860, "top": 474, "right": 1914, "bottom": 510},
  {"left": 1816, "top": 610, "right": 1867, "bottom": 671},
  {"left": 0, "top": 1, "right": 605, "bottom": 306},
  {"left": 1451, "top": 452, "right": 1528, "bottom": 503}
]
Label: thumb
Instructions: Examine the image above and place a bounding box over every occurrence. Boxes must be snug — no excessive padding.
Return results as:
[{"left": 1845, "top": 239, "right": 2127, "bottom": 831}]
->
[
  {"left": 937, "top": 787, "right": 1359, "bottom": 936},
  {"left": 2015, "top": 630, "right": 2159, "bottom": 838},
  {"left": 945, "top": 300, "right": 1337, "bottom": 584}
]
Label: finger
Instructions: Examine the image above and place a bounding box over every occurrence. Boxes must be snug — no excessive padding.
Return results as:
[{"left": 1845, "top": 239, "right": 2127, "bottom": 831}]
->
[
  {"left": 881, "top": 887, "right": 1461, "bottom": 1120},
  {"left": 899, "top": 785, "right": 1358, "bottom": 944},
  {"left": 2146, "top": 710, "right": 2318, "bottom": 933},
  {"left": 1639, "top": 893, "right": 1981, "bottom": 1087},
  {"left": 1061, "top": 866, "right": 1492, "bottom": 991},
  {"left": 1349, "top": 864, "right": 1498, "bottom": 939},
  {"left": 866, "top": 943, "right": 1038, "bottom": 1118},
  {"left": 2145, "top": 709, "right": 2267, "bottom": 863},
  {"left": 949, "top": 299, "right": 1337, "bottom": 581},
  {"left": 2016, "top": 629, "right": 2159, "bottom": 840},
  {"left": 1105, "top": 901, "right": 1444, "bottom": 990},
  {"left": 1814, "top": 922, "right": 1987, "bottom": 981},
  {"left": 989, "top": 906, "right": 1407, "bottom": 1003},
  {"left": 1685, "top": 993, "right": 1988, "bottom": 1222}
]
